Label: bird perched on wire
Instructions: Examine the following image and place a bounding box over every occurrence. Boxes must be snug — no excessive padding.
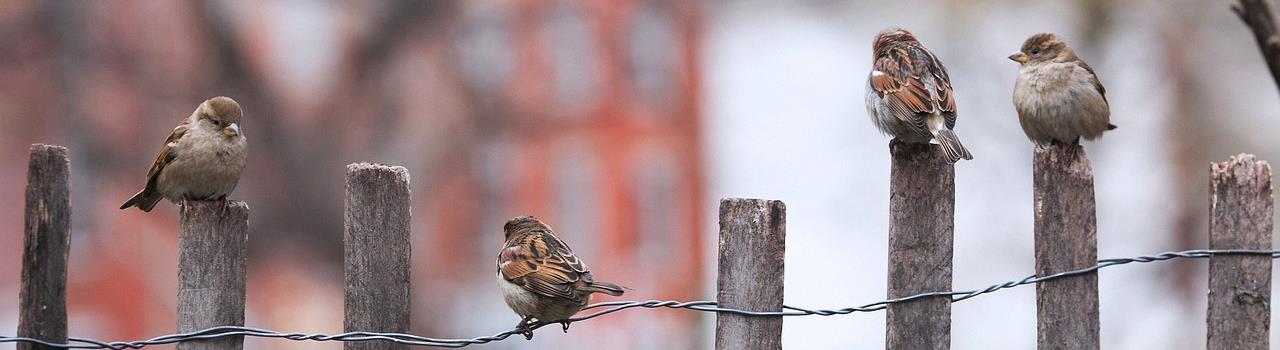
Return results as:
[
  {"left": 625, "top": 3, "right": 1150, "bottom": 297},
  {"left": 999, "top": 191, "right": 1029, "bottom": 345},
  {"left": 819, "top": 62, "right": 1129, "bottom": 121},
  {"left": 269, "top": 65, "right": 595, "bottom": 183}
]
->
[
  {"left": 120, "top": 96, "right": 247, "bottom": 212},
  {"left": 866, "top": 27, "right": 974, "bottom": 162},
  {"left": 497, "top": 215, "right": 625, "bottom": 340},
  {"left": 1009, "top": 33, "right": 1116, "bottom": 145}
]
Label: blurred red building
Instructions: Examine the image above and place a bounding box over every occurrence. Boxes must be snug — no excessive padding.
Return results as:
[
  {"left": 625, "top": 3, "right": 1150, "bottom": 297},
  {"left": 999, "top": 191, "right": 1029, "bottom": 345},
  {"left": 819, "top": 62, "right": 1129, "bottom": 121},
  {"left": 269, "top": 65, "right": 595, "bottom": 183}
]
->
[
  {"left": 0, "top": 1, "right": 704, "bottom": 349},
  {"left": 415, "top": 1, "right": 707, "bottom": 347}
]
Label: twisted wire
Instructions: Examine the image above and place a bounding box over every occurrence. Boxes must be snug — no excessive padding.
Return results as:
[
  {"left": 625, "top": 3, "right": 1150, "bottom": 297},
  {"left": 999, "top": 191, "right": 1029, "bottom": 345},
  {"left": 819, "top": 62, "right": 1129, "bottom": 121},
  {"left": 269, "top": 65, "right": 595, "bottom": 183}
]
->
[{"left": 1, "top": 249, "right": 1274, "bottom": 349}]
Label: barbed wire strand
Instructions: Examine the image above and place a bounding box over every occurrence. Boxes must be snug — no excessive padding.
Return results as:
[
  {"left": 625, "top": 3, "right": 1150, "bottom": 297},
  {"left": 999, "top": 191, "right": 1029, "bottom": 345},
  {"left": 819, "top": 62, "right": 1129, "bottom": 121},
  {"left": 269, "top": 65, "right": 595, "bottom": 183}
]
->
[{"left": 1, "top": 249, "right": 1275, "bottom": 349}]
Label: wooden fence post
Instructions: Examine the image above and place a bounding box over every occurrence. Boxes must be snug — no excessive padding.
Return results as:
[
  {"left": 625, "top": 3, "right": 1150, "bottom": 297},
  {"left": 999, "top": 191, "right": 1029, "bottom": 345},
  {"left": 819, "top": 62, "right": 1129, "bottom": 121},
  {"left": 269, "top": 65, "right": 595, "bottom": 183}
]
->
[
  {"left": 886, "top": 141, "right": 953, "bottom": 349},
  {"left": 18, "top": 144, "right": 71, "bottom": 350},
  {"left": 177, "top": 200, "right": 249, "bottom": 350},
  {"left": 344, "top": 163, "right": 411, "bottom": 350},
  {"left": 715, "top": 198, "right": 785, "bottom": 350},
  {"left": 1207, "top": 154, "right": 1272, "bottom": 350},
  {"left": 1033, "top": 144, "right": 1100, "bottom": 350}
]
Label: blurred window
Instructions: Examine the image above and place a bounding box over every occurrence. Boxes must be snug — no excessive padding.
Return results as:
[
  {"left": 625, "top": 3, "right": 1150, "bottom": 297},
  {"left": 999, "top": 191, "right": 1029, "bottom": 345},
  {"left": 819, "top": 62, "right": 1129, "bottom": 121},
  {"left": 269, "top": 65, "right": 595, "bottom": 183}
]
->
[
  {"left": 633, "top": 149, "right": 682, "bottom": 291},
  {"left": 544, "top": 2, "right": 600, "bottom": 114},
  {"left": 627, "top": 2, "right": 679, "bottom": 111},
  {"left": 553, "top": 139, "right": 601, "bottom": 263},
  {"left": 456, "top": 9, "right": 513, "bottom": 93}
]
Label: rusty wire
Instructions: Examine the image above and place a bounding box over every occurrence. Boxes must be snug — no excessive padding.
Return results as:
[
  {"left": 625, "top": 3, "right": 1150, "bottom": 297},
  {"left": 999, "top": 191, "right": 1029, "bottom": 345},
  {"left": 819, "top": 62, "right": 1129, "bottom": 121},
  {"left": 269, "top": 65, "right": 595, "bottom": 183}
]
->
[{"left": 1, "top": 249, "right": 1275, "bottom": 349}]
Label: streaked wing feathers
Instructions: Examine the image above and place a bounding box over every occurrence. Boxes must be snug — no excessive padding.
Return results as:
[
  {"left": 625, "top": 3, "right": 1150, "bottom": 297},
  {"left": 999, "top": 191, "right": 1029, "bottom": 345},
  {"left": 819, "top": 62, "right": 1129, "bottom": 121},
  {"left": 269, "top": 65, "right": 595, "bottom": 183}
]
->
[
  {"left": 870, "top": 46, "right": 950, "bottom": 134},
  {"left": 932, "top": 67, "right": 957, "bottom": 128},
  {"left": 498, "top": 230, "right": 591, "bottom": 303},
  {"left": 142, "top": 121, "right": 188, "bottom": 191}
]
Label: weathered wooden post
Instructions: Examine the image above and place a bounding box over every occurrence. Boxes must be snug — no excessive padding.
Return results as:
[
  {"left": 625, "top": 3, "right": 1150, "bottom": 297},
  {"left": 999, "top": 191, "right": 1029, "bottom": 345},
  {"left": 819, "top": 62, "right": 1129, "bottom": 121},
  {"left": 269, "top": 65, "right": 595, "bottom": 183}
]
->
[
  {"left": 715, "top": 198, "right": 785, "bottom": 350},
  {"left": 1207, "top": 154, "right": 1272, "bottom": 350},
  {"left": 886, "top": 140, "right": 953, "bottom": 349},
  {"left": 1033, "top": 144, "right": 1100, "bottom": 350},
  {"left": 343, "top": 163, "right": 411, "bottom": 350},
  {"left": 18, "top": 144, "right": 71, "bottom": 350},
  {"left": 177, "top": 200, "right": 249, "bottom": 350}
]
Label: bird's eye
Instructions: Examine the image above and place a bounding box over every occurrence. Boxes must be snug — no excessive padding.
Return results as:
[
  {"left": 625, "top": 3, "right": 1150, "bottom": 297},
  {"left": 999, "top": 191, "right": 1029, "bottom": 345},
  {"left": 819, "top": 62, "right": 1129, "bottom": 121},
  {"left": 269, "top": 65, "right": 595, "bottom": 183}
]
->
[
  {"left": 211, "top": 120, "right": 221, "bottom": 126},
  {"left": 1030, "top": 49, "right": 1041, "bottom": 55}
]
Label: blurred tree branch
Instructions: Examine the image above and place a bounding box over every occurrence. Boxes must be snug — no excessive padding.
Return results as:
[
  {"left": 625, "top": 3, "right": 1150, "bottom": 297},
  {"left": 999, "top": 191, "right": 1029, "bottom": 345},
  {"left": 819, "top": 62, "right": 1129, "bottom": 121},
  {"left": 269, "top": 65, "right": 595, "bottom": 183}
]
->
[
  {"left": 186, "top": 2, "right": 455, "bottom": 263},
  {"left": 191, "top": 3, "right": 348, "bottom": 261},
  {"left": 1234, "top": 0, "right": 1280, "bottom": 92}
]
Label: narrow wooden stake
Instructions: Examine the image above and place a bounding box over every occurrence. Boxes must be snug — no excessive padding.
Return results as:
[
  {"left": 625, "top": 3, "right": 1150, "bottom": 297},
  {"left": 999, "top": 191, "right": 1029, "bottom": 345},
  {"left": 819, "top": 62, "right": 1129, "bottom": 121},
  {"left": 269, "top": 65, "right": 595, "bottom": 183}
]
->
[
  {"left": 18, "top": 144, "right": 71, "bottom": 350},
  {"left": 177, "top": 200, "right": 249, "bottom": 350},
  {"left": 715, "top": 198, "right": 785, "bottom": 350},
  {"left": 344, "top": 163, "right": 411, "bottom": 350},
  {"left": 1207, "top": 154, "right": 1272, "bottom": 350},
  {"left": 886, "top": 140, "right": 953, "bottom": 350},
  {"left": 1033, "top": 144, "right": 1100, "bottom": 350}
]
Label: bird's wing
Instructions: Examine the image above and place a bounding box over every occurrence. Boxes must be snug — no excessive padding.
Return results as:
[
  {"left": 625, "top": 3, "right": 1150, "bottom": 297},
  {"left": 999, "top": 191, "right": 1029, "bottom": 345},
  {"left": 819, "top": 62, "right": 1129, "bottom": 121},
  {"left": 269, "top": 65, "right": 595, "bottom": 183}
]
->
[
  {"left": 497, "top": 230, "right": 590, "bottom": 304},
  {"left": 142, "top": 120, "right": 188, "bottom": 192},
  {"left": 1076, "top": 60, "right": 1108, "bottom": 104},
  {"left": 869, "top": 47, "right": 935, "bottom": 135},
  {"left": 921, "top": 49, "right": 958, "bottom": 129}
]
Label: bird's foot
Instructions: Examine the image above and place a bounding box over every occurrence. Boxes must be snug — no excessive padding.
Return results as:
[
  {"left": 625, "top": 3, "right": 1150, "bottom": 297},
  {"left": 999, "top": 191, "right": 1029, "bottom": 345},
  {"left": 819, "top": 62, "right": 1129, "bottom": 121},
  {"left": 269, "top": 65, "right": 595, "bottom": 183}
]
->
[
  {"left": 560, "top": 321, "right": 571, "bottom": 333},
  {"left": 517, "top": 317, "right": 534, "bottom": 340},
  {"left": 218, "top": 196, "right": 231, "bottom": 215},
  {"left": 888, "top": 137, "right": 905, "bottom": 149}
]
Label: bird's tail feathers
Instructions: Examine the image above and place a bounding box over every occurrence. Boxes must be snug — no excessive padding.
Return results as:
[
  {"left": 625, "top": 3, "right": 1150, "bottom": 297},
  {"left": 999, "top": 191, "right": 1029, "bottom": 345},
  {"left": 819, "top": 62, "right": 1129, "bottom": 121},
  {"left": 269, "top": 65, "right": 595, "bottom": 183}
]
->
[
  {"left": 934, "top": 128, "right": 974, "bottom": 162},
  {"left": 120, "top": 190, "right": 161, "bottom": 212},
  {"left": 583, "top": 281, "right": 625, "bottom": 296}
]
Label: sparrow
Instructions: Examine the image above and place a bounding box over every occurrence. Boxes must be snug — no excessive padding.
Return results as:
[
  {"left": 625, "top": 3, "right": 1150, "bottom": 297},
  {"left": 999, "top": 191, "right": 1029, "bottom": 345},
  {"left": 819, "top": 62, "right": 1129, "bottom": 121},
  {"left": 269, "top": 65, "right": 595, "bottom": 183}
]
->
[
  {"left": 497, "top": 215, "right": 624, "bottom": 340},
  {"left": 1009, "top": 33, "right": 1116, "bottom": 145},
  {"left": 866, "top": 27, "right": 974, "bottom": 162},
  {"left": 120, "top": 96, "right": 247, "bottom": 212}
]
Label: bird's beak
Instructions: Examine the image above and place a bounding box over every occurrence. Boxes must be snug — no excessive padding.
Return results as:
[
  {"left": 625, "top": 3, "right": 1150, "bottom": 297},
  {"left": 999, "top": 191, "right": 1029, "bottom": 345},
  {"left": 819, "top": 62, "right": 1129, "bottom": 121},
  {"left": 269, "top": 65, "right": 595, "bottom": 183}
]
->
[
  {"left": 222, "top": 122, "right": 240, "bottom": 137},
  {"left": 1008, "top": 52, "right": 1029, "bottom": 64}
]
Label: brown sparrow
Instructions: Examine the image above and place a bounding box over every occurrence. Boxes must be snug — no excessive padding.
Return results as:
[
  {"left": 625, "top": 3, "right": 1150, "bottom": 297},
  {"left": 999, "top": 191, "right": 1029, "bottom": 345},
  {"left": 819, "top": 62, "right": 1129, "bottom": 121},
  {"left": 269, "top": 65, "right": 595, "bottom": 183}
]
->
[
  {"left": 1009, "top": 33, "right": 1116, "bottom": 145},
  {"left": 120, "top": 96, "right": 247, "bottom": 211},
  {"left": 866, "top": 28, "right": 974, "bottom": 162},
  {"left": 497, "top": 215, "right": 624, "bottom": 339}
]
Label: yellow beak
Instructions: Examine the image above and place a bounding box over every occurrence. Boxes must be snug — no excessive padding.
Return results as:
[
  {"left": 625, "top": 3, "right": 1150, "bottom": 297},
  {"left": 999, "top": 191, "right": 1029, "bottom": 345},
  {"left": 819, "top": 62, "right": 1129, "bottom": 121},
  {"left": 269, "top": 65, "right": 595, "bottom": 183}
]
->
[
  {"left": 222, "top": 122, "right": 240, "bottom": 137},
  {"left": 1008, "top": 52, "right": 1029, "bottom": 64}
]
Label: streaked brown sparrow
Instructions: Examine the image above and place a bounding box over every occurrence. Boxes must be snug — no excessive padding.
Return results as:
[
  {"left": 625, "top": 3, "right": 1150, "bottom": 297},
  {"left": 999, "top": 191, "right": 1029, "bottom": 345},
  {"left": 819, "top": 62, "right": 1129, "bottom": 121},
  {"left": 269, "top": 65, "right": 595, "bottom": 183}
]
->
[
  {"left": 866, "top": 27, "right": 974, "bottom": 162},
  {"left": 120, "top": 96, "right": 247, "bottom": 211},
  {"left": 1010, "top": 33, "right": 1116, "bottom": 145},
  {"left": 497, "top": 215, "right": 624, "bottom": 339}
]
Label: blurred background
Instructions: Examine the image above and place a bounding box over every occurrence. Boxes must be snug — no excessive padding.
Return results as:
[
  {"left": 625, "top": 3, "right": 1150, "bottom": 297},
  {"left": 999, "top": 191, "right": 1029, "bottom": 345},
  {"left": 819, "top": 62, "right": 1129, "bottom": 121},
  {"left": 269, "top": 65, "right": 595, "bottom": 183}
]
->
[{"left": 1, "top": 0, "right": 1278, "bottom": 349}]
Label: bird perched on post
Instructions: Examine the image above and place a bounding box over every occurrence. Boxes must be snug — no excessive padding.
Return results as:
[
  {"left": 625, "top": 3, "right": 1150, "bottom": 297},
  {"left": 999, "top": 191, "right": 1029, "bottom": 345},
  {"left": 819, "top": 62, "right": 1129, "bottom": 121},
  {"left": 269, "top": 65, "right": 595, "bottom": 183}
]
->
[
  {"left": 497, "top": 215, "right": 625, "bottom": 340},
  {"left": 1009, "top": 33, "right": 1115, "bottom": 145},
  {"left": 866, "top": 27, "right": 974, "bottom": 162},
  {"left": 120, "top": 96, "right": 247, "bottom": 212}
]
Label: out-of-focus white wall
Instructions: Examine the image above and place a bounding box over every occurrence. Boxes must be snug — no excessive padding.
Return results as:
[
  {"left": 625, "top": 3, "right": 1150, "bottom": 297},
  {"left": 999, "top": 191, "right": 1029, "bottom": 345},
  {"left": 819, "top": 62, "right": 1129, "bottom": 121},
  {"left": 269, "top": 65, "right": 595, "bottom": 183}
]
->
[{"left": 703, "top": 0, "right": 1280, "bottom": 348}]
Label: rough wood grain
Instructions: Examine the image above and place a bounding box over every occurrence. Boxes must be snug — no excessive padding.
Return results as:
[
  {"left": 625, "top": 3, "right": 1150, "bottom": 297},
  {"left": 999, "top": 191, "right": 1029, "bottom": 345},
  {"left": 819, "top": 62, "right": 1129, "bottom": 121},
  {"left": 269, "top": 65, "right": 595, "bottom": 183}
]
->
[
  {"left": 1207, "top": 154, "right": 1272, "bottom": 350},
  {"left": 886, "top": 140, "right": 953, "bottom": 350},
  {"left": 1033, "top": 144, "right": 1100, "bottom": 350},
  {"left": 177, "top": 200, "right": 249, "bottom": 350},
  {"left": 344, "top": 163, "right": 411, "bottom": 350},
  {"left": 1233, "top": 0, "right": 1280, "bottom": 93},
  {"left": 715, "top": 198, "right": 785, "bottom": 350},
  {"left": 18, "top": 144, "right": 71, "bottom": 350}
]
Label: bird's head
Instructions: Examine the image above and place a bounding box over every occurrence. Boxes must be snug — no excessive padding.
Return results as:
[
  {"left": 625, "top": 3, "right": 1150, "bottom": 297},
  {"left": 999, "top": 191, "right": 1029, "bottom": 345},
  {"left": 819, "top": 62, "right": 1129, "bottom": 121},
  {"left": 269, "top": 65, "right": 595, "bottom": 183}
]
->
[
  {"left": 1009, "top": 33, "right": 1074, "bottom": 65},
  {"left": 504, "top": 215, "right": 551, "bottom": 241},
  {"left": 872, "top": 27, "right": 920, "bottom": 58},
  {"left": 197, "top": 96, "right": 243, "bottom": 138}
]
